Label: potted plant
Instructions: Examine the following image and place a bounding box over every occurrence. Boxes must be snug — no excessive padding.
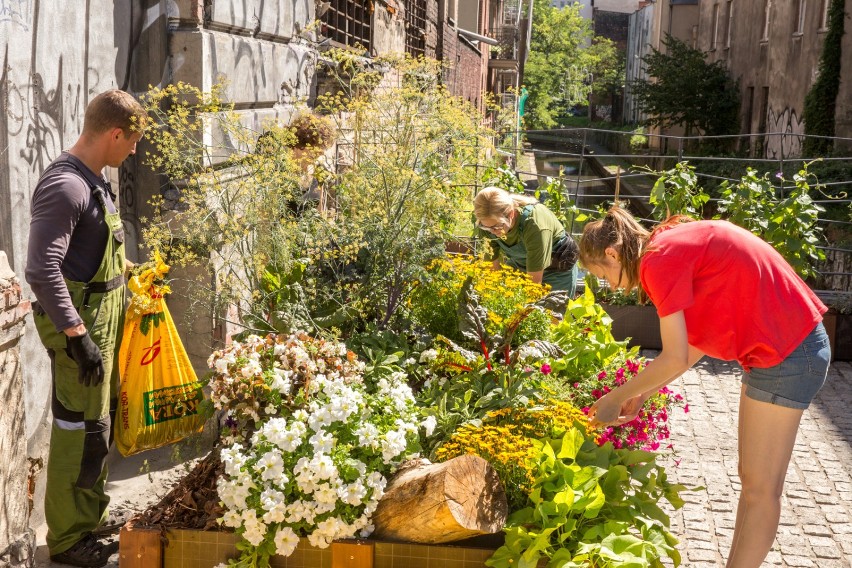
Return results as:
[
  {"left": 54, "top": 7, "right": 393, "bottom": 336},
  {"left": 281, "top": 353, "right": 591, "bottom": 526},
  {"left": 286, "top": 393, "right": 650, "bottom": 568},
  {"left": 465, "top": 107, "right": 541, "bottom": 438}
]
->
[{"left": 584, "top": 274, "right": 663, "bottom": 350}]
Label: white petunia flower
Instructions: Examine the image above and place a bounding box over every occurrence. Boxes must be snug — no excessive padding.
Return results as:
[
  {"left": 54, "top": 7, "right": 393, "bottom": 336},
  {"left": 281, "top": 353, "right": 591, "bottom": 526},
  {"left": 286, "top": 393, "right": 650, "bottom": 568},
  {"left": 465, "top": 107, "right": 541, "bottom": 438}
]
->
[{"left": 274, "top": 526, "right": 300, "bottom": 557}]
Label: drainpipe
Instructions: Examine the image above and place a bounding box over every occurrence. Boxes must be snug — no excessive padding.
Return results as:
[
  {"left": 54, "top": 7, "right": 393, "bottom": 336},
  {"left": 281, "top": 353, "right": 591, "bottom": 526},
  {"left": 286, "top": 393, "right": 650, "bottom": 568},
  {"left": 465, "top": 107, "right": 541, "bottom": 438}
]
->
[{"left": 457, "top": 27, "right": 499, "bottom": 45}]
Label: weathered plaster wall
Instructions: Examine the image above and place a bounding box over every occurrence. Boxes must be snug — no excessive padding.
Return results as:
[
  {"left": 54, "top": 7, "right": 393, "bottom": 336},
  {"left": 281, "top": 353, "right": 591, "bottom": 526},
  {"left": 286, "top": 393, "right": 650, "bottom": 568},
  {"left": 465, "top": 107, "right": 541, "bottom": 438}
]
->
[
  {"left": 697, "top": 0, "right": 851, "bottom": 158},
  {"left": 0, "top": 0, "right": 155, "bottom": 533},
  {"left": 0, "top": 251, "right": 34, "bottom": 567}
]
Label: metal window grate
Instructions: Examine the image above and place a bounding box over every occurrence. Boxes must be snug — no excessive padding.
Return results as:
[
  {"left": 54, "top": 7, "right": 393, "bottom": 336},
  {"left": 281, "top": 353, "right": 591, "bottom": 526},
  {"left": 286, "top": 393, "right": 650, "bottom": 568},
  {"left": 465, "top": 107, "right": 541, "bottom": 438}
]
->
[
  {"left": 404, "top": 0, "right": 427, "bottom": 56},
  {"left": 321, "top": 0, "right": 372, "bottom": 50}
]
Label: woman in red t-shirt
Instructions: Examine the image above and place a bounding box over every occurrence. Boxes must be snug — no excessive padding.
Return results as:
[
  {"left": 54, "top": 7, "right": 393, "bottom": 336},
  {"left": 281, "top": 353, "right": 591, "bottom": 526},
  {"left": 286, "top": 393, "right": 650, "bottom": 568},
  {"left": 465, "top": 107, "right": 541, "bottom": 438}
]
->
[{"left": 579, "top": 206, "right": 830, "bottom": 568}]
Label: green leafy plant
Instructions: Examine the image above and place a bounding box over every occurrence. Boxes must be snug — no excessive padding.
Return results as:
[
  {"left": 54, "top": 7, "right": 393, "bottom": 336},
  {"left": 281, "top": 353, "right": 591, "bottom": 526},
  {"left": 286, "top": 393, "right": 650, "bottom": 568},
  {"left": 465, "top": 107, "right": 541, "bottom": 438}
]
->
[
  {"left": 716, "top": 165, "right": 826, "bottom": 279},
  {"left": 487, "top": 430, "right": 689, "bottom": 568},
  {"left": 629, "top": 127, "right": 649, "bottom": 151},
  {"left": 642, "top": 161, "right": 710, "bottom": 220},
  {"left": 548, "top": 287, "right": 636, "bottom": 380},
  {"left": 803, "top": 0, "right": 845, "bottom": 156},
  {"left": 537, "top": 173, "right": 588, "bottom": 229},
  {"left": 307, "top": 50, "right": 499, "bottom": 335}
]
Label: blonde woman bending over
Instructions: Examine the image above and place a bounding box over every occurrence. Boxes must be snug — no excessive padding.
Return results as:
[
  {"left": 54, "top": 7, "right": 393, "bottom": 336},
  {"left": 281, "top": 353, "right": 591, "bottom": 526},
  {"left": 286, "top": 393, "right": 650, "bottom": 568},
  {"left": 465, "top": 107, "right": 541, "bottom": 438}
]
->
[{"left": 473, "top": 186, "right": 579, "bottom": 294}]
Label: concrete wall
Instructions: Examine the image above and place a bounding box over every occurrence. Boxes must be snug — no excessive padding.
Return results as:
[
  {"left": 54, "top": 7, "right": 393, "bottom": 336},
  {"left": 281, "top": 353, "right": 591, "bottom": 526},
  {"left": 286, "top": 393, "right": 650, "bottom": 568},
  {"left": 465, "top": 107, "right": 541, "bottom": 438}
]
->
[
  {"left": 0, "top": 0, "right": 160, "bottom": 533},
  {"left": 0, "top": 252, "right": 34, "bottom": 567},
  {"left": 1, "top": 0, "right": 493, "bottom": 544}
]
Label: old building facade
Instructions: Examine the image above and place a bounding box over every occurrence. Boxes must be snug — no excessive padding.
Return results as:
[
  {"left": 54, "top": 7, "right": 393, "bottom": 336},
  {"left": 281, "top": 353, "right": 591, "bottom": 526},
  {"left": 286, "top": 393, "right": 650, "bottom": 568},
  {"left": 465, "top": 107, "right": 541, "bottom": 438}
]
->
[
  {"left": 695, "top": 0, "right": 851, "bottom": 158},
  {"left": 623, "top": 0, "right": 700, "bottom": 138}
]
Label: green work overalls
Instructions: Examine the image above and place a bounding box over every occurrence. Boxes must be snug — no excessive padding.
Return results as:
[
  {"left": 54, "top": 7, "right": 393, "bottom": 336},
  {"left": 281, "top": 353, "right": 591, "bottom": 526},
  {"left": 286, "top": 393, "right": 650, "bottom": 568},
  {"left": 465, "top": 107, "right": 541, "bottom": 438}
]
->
[
  {"left": 33, "top": 163, "right": 126, "bottom": 555},
  {"left": 492, "top": 205, "right": 579, "bottom": 295}
]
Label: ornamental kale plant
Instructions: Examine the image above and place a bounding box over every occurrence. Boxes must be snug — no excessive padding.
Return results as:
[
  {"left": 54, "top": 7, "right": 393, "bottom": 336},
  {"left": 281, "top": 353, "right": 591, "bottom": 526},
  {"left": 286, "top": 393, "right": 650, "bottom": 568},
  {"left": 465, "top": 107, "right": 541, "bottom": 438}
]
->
[{"left": 207, "top": 333, "right": 430, "bottom": 566}]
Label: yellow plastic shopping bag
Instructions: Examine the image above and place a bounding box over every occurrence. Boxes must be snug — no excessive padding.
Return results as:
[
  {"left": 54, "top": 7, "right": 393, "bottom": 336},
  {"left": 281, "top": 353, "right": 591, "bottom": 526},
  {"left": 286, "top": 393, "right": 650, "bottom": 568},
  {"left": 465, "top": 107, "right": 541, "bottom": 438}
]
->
[{"left": 116, "top": 253, "right": 206, "bottom": 456}]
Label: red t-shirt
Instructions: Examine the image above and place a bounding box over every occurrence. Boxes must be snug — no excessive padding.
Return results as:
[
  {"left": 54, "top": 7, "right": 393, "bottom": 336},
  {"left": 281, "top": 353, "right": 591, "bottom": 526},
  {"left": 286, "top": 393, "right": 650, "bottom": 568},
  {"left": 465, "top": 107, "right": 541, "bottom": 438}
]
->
[{"left": 639, "top": 220, "right": 826, "bottom": 369}]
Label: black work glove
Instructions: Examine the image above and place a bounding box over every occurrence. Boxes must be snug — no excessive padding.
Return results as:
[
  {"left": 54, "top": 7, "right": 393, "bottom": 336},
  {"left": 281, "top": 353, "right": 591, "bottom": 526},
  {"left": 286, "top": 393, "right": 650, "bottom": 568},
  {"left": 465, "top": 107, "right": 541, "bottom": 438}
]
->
[{"left": 65, "top": 332, "right": 105, "bottom": 387}]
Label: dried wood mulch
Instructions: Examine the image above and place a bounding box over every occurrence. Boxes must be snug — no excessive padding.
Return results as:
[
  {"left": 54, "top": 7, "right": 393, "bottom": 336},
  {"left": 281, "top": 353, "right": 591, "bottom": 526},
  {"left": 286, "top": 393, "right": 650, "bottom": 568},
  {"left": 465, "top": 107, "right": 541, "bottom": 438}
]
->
[{"left": 129, "top": 447, "right": 227, "bottom": 533}]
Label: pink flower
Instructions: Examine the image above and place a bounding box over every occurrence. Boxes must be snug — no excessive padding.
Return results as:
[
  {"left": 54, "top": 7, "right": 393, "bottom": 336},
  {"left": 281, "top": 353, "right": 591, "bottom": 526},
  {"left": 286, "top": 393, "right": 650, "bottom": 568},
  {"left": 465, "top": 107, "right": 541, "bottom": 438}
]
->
[
  {"left": 683, "top": 404, "right": 690, "bottom": 413},
  {"left": 597, "top": 370, "right": 607, "bottom": 380},
  {"left": 540, "top": 363, "right": 552, "bottom": 375}
]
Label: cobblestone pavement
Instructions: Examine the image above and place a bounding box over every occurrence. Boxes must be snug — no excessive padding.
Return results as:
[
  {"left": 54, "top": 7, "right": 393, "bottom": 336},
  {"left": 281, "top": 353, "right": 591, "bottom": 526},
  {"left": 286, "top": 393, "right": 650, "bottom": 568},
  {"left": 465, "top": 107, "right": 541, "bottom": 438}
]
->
[{"left": 656, "top": 353, "right": 852, "bottom": 567}]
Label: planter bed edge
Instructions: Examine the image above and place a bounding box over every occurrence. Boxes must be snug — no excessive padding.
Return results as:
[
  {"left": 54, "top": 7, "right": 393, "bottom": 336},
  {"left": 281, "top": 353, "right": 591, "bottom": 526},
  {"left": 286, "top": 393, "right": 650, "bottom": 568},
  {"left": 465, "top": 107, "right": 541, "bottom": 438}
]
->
[{"left": 119, "top": 525, "right": 507, "bottom": 568}]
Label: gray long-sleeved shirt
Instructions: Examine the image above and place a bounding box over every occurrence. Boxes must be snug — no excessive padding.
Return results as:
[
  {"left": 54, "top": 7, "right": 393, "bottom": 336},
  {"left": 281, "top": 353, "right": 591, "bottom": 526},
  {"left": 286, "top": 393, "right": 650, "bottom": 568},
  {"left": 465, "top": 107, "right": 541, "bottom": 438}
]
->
[{"left": 26, "top": 152, "right": 117, "bottom": 332}]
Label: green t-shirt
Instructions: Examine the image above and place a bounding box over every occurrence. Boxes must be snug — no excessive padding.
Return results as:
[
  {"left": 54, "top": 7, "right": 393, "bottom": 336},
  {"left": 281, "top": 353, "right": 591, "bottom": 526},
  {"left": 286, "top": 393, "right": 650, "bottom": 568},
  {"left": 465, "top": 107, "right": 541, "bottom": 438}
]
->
[{"left": 481, "top": 203, "right": 566, "bottom": 272}]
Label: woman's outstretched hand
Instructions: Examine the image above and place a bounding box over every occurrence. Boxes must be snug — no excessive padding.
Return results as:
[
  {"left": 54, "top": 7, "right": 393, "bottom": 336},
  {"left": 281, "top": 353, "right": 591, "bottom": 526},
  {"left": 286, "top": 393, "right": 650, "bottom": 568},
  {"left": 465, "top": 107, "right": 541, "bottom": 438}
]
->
[{"left": 588, "top": 391, "right": 646, "bottom": 427}]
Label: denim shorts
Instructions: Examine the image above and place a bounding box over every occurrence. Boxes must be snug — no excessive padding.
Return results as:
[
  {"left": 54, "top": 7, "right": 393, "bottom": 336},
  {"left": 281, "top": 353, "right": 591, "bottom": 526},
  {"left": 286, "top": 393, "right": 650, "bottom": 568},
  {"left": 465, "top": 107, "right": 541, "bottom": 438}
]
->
[{"left": 741, "top": 322, "right": 831, "bottom": 410}]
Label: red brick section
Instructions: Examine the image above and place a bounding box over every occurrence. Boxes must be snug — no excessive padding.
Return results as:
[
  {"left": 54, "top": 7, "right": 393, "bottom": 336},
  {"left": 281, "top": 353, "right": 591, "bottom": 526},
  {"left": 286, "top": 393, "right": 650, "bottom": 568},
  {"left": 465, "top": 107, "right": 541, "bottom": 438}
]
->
[
  {"left": 0, "top": 281, "right": 30, "bottom": 330},
  {"left": 425, "top": 0, "right": 439, "bottom": 58}
]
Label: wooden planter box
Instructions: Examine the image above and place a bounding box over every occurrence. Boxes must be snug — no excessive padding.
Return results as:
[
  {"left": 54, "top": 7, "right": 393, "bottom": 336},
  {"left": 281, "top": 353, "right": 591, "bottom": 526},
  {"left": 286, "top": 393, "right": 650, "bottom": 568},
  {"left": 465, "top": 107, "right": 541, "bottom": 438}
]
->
[
  {"left": 601, "top": 304, "right": 662, "bottom": 350},
  {"left": 119, "top": 525, "right": 503, "bottom": 568}
]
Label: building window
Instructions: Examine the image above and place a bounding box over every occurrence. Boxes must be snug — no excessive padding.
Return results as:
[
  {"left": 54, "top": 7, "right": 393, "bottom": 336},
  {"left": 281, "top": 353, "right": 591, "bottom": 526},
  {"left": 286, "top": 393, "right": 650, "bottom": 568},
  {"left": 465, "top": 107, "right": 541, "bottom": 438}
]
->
[
  {"left": 320, "top": 0, "right": 372, "bottom": 50},
  {"left": 819, "top": 0, "right": 830, "bottom": 28},
  {"left": 761, "top": 0, "right": 771, "bottom": 40},
  {"left": 725, "top": 0, "right": 733, "bottom": 48},
  {"left": 795, "top": 0, "right": 807, "bottom": 33},
  {"left": 710, "top": 3, "right": 719, "bottom": 50},
  {"left": 404, "top": 0, "right": 427, "bottom": 56}
]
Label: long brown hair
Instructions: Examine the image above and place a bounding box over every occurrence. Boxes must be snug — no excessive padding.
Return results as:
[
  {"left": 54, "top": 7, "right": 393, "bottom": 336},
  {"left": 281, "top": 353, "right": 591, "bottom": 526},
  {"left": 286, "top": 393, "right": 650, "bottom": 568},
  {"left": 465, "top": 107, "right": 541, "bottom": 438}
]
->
[
  {"left": 580, "top": 207, "right": 695, "bottom": 291},
  {"left": 579, "top": 207, "right": 649, "bottom": 291}
]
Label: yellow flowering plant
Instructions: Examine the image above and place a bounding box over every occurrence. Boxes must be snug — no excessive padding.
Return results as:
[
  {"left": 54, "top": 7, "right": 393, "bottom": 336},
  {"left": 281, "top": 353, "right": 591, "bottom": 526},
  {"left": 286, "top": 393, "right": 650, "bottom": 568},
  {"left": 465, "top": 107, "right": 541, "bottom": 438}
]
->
[
  {"left": 410, "top": 255, "right": 553, "bottom": 346},
  {"left": 435, "top": 401, "right": 590, "bottom": 509},
  {"left": 127, "top": 250, "right": 172, "bottom": 335}
]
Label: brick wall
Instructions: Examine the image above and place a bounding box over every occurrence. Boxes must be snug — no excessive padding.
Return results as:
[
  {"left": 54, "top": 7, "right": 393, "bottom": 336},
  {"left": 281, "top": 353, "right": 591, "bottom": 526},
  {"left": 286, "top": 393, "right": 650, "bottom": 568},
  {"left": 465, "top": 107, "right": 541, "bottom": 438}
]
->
[
  {"left": 441, "top": 24, "right": 486, "bottom": 109},
  {"left": 425, "top": 0, "right": 439, "bottom": 58},
  {"left": 0, "top": 251, "right": 34, "bottom": 567}
]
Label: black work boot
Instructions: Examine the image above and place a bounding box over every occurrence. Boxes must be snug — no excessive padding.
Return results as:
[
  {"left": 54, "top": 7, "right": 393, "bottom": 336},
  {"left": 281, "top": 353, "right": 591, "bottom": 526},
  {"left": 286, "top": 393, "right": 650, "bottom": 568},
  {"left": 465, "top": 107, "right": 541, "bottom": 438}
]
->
[{"left": 49, "top": 534, "right": 119, "bottom": 568}]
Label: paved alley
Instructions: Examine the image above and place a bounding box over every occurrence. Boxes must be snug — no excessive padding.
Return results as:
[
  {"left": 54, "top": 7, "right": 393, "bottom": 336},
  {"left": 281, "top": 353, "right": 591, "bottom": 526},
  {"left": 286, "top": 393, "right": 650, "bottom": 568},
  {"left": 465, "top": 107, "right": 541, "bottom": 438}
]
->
[{"left": 660, "top": 355, "right": 852, "bottom": 567}]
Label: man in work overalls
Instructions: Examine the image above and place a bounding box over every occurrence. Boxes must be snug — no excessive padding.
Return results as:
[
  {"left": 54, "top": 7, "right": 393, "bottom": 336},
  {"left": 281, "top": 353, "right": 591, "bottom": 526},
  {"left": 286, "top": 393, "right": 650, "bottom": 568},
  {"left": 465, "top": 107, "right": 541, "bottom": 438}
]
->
[{"left": 26, "top": 90, "right": 146, "bottom": 567}]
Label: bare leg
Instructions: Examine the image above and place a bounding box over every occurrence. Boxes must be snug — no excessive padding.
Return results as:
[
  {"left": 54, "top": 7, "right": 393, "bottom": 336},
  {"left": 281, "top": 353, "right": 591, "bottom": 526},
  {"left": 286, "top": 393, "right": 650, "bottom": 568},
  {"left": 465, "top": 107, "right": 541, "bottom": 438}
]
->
[{"left": 726, "top": 386, "right": 804, "bottom": 568}]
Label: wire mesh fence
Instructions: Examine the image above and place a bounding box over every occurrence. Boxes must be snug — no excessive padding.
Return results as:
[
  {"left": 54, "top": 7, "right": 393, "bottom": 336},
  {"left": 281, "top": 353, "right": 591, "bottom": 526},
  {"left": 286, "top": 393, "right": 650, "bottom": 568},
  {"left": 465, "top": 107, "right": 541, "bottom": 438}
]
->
[{"left": 494, "top": 128, "right": 852, "bottom": 294}]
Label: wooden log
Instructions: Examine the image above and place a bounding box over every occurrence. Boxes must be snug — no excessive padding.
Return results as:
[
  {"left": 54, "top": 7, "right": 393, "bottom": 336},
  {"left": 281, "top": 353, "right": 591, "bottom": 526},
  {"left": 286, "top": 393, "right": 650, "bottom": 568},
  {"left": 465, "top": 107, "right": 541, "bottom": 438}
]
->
[{"left": 371, "top": 455, "right": 508, "bottom": 544}]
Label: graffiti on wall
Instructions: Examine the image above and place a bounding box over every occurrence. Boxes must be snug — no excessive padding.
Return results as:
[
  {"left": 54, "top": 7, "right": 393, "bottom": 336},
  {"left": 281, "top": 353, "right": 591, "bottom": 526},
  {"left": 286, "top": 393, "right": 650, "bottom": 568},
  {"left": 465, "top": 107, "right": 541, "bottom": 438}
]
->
[
  {"left": 765, "top": 106, "right": 804, "bottom": 159},
  {"left": 0, "top": 0, "right": 32, "bottom": 30}
]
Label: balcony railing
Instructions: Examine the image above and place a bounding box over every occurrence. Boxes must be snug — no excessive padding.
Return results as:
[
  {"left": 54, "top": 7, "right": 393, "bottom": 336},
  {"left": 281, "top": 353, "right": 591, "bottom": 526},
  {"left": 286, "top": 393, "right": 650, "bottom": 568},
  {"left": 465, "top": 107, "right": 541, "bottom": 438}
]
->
[{"left": 487, "top": 26, "right": 519, "bottom": 60}]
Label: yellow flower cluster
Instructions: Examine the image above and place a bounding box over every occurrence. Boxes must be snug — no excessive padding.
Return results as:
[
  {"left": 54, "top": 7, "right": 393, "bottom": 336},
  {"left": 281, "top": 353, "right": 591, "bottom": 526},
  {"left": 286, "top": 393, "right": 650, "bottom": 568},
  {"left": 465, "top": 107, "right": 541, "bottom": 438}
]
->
[
  {"left": 435, "top": 401, "right": 590, "bottom": 504},
  {"left": 436, "top": 422, "right": 538, "bottom": 497},
  {"left": 127, "top": 250, "right": 171, "bottom": 318},
  {"left": 427, "top": 256, "right": 549, "bottom": 304}
]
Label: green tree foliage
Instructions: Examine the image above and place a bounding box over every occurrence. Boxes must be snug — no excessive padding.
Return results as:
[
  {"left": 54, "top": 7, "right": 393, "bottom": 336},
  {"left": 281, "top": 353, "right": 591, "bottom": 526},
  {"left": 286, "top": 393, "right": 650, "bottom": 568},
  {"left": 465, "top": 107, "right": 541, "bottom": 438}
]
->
[
  {"left": 802, "top": 0, "right": 845, "bottom": 156},
  {"left": 630, "top": 35, "right": 739, "bottom": 136},
  {"left": 524, "top": 0, "right": 620, "bottom": 129}
]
